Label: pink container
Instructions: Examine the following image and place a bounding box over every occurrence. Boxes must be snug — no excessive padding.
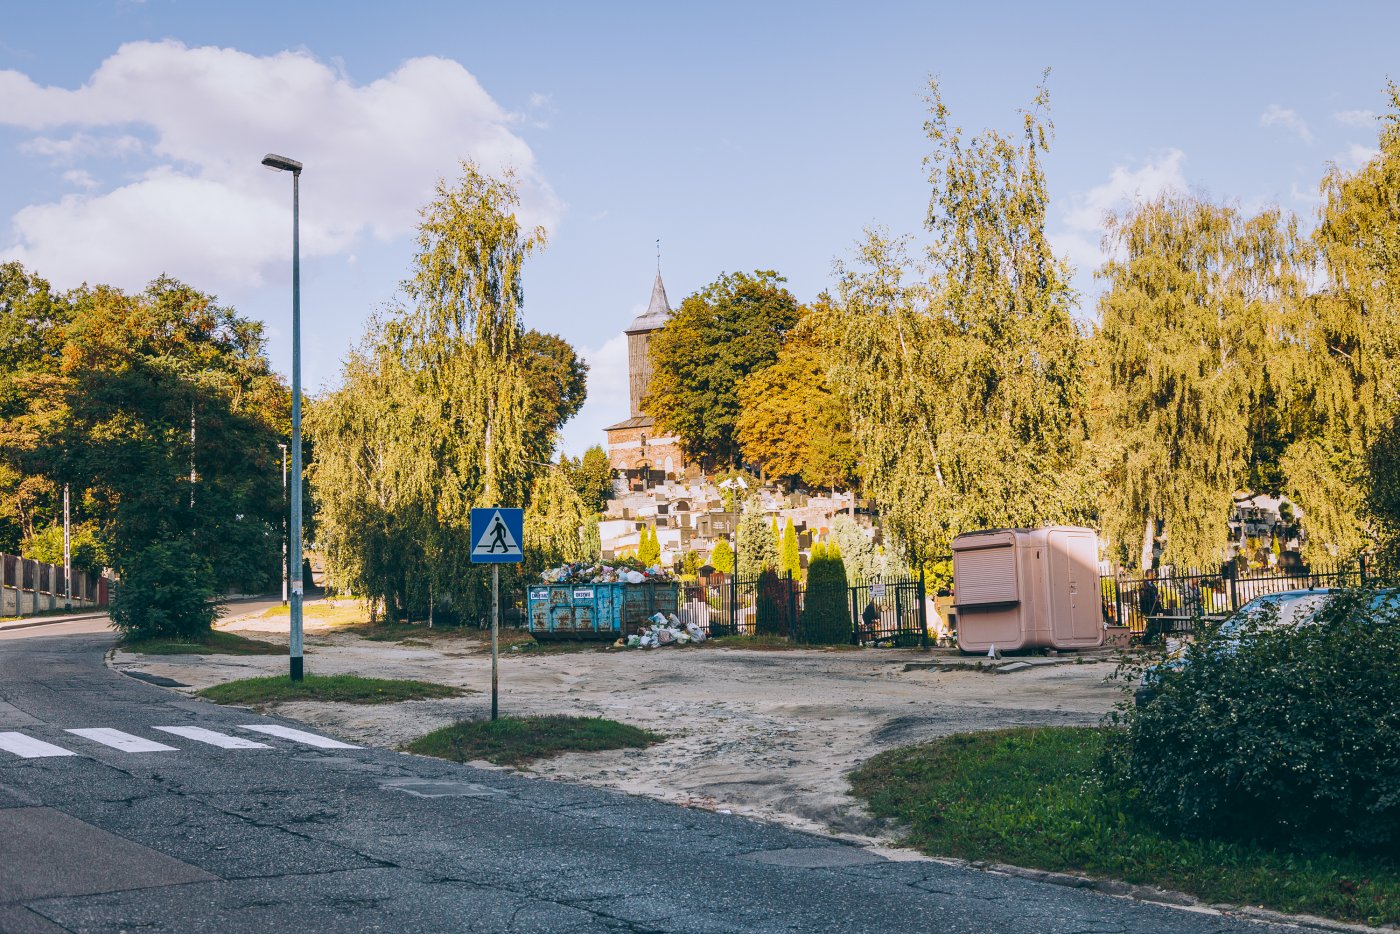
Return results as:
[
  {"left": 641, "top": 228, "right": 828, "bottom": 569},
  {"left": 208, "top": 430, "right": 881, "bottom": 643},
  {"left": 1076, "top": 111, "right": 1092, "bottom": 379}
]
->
[{"left": 953, "top": 526, "right": 1103, "bottom": 653}]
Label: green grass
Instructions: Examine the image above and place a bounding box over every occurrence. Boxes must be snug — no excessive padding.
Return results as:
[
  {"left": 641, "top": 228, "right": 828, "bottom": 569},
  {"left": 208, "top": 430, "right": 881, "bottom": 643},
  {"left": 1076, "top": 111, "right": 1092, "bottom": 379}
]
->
[
  {"left": 197, "top": 673, "right": 465, "bottom": 705},
  {"left": 849, "top": 727, "right": 1400, "bottom": 925},
  {"left": 120, "top": 630, "right": 284, "bottom": 655},
  {"left": 405, "top": 715, "right": 661, "bottom": 767}
]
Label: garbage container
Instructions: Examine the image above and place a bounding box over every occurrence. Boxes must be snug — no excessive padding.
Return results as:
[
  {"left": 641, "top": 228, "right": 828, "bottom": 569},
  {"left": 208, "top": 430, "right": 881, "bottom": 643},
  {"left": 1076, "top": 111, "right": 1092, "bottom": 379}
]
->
[{"left": 527, "top": 581, "right": 679, "bottom": 640}]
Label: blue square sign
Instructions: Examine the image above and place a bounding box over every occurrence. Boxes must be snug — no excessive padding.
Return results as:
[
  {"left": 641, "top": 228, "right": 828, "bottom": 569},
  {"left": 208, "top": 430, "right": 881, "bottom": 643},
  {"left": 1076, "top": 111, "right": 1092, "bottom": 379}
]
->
[{"left": 470, "top": 508, "right": 524, "bottom": 564}]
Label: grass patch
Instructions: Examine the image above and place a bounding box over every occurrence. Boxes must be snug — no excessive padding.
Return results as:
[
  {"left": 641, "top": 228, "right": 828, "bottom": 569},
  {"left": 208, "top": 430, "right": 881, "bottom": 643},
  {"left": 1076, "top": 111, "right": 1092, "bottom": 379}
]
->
[
  {"left": 197, "top": 673, "right": 464, "bottom": 706},
  {"left": 120, "top": 630, "right": 283, "bottom": 656},
  {"left": 255, "top": 601, "right": 371, "bottom": 627},
  {"left": 849, "top": 727, "right": 1400, "bottom": 925},
  {"left": 405, "top": 715, "right": 661, "bottom": 767}
]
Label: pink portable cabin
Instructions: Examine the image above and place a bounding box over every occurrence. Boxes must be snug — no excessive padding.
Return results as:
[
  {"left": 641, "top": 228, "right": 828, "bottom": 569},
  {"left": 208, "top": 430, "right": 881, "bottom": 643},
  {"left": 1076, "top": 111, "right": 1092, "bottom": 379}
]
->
[{"left": 953, "top": 526, "right": 1103, "bottom": 652}]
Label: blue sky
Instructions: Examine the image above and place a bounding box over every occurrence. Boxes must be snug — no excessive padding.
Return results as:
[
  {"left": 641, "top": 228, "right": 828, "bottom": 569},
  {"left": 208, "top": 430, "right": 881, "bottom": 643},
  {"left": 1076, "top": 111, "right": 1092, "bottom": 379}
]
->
[{"left": 2, "top": 1, "right": 1396, "bottom": 454}]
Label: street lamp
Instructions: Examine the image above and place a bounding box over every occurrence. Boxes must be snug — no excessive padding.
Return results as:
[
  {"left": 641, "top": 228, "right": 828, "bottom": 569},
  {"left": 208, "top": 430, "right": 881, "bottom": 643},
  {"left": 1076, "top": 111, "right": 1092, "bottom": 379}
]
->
[
  {"left": 262, "top": 152, "right": 304, "bottom": 681},
  {"left": 278, "top": 442, "right": 288, "bottom": 606}
]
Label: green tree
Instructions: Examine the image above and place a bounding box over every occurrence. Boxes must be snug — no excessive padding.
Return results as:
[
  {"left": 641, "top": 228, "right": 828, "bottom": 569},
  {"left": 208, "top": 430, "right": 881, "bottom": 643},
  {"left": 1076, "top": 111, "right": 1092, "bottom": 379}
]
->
[
  {"left": 645, "top": 271, "right": 802, "bottom": 465},
  {"left": 780, "top": 517, "right": 801, "bottom": 579},
  {"left": 36, "top": 277, "right": 289, "bottom": 635},
  {"left": 799, "top": 542, "right": 851, "bottom": 644},
  {"left": 568, "top": 444, "right": 614, "bottom": 514},
  {"left": 755, "top": 567, "right": 790, "bottom": 635},
  {"left": 311, "top": 163, "right": 553, "bottom": 622},
  {"left": 736, "top": 306, "right": 857, "bottom": 490},
  {"left": 524, "top": 465, "right": 589, "bottom": 572},
  {"left": 710, "top": 537, "right": 734, "bottom": 574},
  {"left": 520, "top": 329, "right": 588, "bottom": 465},
  {"left": 637, "top": 525, "right": 660, "bottom": 566},
  {"left": 1093, "top": 194, "right": 1303, "bottom": 569},
  {"left": 22, "top": 522, "right": 106, "bottom": 576},
  {"left": 737, "top": 505, "right": 779, "bottom": 574},
  {"left": 1280, "top": 87, "right": 1400, "bottom": 562},
  {"left": 823, "top": 76, "right": 1094, "bottom": 564},
  {"left": 0, "top": 262, "right": 70, "bottom": 552}
]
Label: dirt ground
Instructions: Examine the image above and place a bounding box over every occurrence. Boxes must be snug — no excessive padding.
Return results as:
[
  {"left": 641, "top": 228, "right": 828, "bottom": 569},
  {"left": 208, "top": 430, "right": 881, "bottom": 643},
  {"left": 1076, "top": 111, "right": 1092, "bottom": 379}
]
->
[{"left": 109, "top": 601, "right": 1131, "bottom": 843}]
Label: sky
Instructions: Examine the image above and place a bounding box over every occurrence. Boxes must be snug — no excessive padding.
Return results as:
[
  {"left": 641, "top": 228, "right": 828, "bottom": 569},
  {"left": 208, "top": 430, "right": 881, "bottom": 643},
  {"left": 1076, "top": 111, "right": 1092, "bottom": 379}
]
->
[{"left": 2, "top": 1, "right": 1397, "bottom": 456}]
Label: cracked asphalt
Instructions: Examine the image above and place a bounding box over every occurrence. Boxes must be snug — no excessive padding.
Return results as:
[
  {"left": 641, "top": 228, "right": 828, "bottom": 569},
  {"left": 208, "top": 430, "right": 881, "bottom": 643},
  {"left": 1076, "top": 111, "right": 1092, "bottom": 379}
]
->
[{"left": 0, "top": 627, "right": 1304, "bottom": 933}]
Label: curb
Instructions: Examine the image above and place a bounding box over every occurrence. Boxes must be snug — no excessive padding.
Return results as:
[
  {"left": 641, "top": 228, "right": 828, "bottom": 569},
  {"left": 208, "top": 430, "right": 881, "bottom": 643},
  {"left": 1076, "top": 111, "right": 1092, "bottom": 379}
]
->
[{"left": 0, "top": 612, "right": 108, "bottom": 632}]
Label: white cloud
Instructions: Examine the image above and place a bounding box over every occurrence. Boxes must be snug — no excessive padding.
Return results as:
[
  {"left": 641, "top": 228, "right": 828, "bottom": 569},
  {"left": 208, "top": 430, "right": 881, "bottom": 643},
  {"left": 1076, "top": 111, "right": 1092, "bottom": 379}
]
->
[
  {"left": 1259, "top": 104, "right": 1313, "bottom": 143},
  {"left": 528, "top": 92, "right": 551, "bottom": 108},
  {"left": 1333, "top": 109, "right": 1377, "bottom": 128},
  {"left": 1335, "top": 142, "right": 1379, "bottom": 170},
  {"left": 558, "top": 329, "right": 630, "bottom": 456},
  {"left": 0, "top": 40, "right": 560, "bottom": 293},
  {"left": 61, "top": 169, "right": 98, "bottom": 190},
  {"left": 1056, "top": 149, "right": 1189, "bottom": 274}
]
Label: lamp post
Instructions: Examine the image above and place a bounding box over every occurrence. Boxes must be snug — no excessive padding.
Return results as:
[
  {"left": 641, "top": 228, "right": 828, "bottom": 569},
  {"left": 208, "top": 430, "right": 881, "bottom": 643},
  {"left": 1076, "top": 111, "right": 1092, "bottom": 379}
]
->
[
  {"left": 278, "top": 442, "right": 288, "bottom": 605},
  {"left": 262, "top": 153, "right": 304, "bottom": 681}
]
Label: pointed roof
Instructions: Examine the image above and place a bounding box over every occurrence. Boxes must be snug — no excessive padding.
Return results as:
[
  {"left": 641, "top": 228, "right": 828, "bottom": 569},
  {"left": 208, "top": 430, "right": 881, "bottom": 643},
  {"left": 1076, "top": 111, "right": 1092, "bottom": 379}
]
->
[{"left": 625, "top": 271, "right": 673, "bottom": 334}]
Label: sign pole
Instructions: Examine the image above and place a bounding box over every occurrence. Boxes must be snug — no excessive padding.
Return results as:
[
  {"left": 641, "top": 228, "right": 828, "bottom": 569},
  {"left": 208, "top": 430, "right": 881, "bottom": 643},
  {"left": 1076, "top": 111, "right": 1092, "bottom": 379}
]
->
[{"left": 491, "top": 565, "right": 500, "bottom": 721}]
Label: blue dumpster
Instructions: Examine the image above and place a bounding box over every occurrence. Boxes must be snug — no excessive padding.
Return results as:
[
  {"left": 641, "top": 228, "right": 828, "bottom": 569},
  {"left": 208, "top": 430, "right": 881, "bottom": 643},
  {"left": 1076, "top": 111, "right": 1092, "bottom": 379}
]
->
[{"left": 526, "top": 581, "right": 679, "bottom": 640}]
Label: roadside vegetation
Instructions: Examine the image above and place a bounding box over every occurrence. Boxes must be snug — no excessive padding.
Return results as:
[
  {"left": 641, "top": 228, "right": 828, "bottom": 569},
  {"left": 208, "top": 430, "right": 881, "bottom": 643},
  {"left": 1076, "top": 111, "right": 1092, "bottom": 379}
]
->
[
  {"left": 406, "top": 715, "right": 660, "bottom": 768},
  {"left": 850, "top": 727, "right": 1400, "bottom": 924},
  {"left": 852, "top": 592, "right": 1400, "bottom": 925},
  {"left": 120, "top": 630, "right": 283, "bottom": 656},
  {"left": 197, "top": 673, "right": 464, "bottom": 706}
]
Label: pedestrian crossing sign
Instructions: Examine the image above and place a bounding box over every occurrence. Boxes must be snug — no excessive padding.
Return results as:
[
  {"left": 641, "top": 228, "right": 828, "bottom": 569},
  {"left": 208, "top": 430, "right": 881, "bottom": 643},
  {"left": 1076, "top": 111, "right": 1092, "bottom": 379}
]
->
[{"left": 470, "top": 508, "right": 524, "bottom": 564}]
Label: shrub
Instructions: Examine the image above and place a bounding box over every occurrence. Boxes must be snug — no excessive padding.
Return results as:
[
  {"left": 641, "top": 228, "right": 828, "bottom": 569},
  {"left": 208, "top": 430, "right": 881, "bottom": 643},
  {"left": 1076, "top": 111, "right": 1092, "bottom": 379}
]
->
[
  {"left": 799, "top": 545, "right": 851, "bottom": 644},
  {"left": 755, "top": 568, "right": 790, "bottom": 636},
  {"left": 109, "top": 540, "right": 223, "bottom": 640},
  {"left": 1106, "top": 589, "right": 1400, "bottom": 852}
]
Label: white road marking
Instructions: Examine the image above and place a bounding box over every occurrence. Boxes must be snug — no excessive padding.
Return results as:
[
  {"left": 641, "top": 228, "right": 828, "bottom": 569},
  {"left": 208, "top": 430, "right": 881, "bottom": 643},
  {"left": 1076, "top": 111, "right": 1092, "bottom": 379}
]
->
[
  {"left": 153, "top": 726, "right": 270, "bottom": 749},
  {"left": 0, "top": 732, "right": 77, "bottom": 758},
  {"left": 65, "top": 728, "right": 178, "bottom": 753},
  {"left": 237, "top": 724, "right": 360, "bottom": 749}
]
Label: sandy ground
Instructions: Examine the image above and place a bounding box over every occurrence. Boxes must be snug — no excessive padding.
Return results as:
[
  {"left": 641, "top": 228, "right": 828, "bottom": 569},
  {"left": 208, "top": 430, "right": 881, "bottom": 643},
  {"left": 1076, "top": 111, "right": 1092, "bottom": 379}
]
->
[{"left": 109, "top": 602, "right": 1130, "bottom": 843}]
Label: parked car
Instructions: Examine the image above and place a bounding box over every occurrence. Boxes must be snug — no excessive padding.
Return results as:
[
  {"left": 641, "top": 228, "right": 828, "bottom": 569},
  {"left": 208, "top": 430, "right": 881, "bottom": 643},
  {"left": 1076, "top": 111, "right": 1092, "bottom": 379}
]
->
[{"left": 1134, "top": 587, "right": 1338, "bottom": 706}]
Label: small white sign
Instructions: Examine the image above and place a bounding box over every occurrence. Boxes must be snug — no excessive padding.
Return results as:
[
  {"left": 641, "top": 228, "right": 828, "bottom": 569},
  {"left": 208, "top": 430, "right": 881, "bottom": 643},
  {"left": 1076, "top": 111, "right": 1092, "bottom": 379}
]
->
[
  {"left": 572, "top": 588, "right": 595, "bottom": 600},
  {"left": 529, "top": 589, "right": 549, "bottom": 601},
  {"left": 871, "top": 582, "right": 886, "bottom": 600}
]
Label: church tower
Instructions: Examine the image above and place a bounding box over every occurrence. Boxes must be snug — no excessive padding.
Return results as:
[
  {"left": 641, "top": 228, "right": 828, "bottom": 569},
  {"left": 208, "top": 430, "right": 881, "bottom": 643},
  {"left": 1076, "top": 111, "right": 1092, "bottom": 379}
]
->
[
  {"left": 604, "top": 269, "right": 689, "bottom": 487},
  {"left": 625, "top": 270, "right": 671, "bottom": 416}
]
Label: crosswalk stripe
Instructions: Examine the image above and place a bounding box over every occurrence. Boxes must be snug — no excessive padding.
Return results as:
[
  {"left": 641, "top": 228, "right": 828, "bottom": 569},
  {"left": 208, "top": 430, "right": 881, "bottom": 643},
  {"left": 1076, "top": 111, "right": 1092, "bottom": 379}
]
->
[
  {"left": 238, "top": 724, "right": 360, "bottom": 749},
  {"left": 0, "top": 731, "right": 77, "bottom": 759},
  {"left": 153, "top": 726, "right": 270, "bottom": 749},
  {"left": 66, "top": 728, "right": 178, "bottom": 753}
]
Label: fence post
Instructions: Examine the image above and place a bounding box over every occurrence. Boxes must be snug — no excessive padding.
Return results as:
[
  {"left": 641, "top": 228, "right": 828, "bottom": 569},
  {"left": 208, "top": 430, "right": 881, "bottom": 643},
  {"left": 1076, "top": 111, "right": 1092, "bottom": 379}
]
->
[
  {"left": 849, "top": 585, "right": 859, "bottom": 646},
  {"left": 785, "top": 570, "right": 797, "bottom": 639},
  {"left": 918, "top": 566, "right": 928, "bottom": 649},
  {"left": 1359, "top": 554, "right": 1368, "bottom": 586},
  {"left": 1228, "top": 571, "right": 1239, "bottom": 613},
  {"left": 728, "top": 571, "right": 737, "bottom": 636}
]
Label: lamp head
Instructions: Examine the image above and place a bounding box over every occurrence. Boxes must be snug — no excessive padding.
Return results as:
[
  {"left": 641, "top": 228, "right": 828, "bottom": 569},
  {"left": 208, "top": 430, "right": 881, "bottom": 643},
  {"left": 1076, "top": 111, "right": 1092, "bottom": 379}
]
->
[{"left": 261, "top": 153, "right": 303, "bottom": 174}]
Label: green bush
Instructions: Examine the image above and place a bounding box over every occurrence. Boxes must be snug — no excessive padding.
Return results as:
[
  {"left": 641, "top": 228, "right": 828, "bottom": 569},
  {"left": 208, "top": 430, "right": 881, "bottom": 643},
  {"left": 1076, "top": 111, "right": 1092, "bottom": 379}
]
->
[
  {"left": 755, "top": 568, "right": 790, "bottom": 636},
  {"left": 1107, "top": 589, "right": 1400, "bottom": 852},
  {"left": 109, "top": 540, "right": 223, "bottom": 640},
  {"left": 799, "top": 543, "right": 851, "bottom": 644},
  {"left": 22, "top": 523, "right": 107, "bottom": 575}
]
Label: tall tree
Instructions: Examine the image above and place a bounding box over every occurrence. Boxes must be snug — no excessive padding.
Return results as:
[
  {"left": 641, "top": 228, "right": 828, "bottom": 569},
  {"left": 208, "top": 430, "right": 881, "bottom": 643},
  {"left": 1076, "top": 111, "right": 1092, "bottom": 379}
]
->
[
  {"left": 736, "top": 304, "right": 857, "bottom": 490},
  {"left": 524, "top": 465, "right": 590, "bottom": 572},
  {"left": 710, "top": 537, "right": 734, "bottom": 574},
  {"left": 824, "top": 76, "right": 1094, "bottom": 562},
  {"left": 737, "top": 505, "right": 779, "bottom": 574},
  {"left": 645, "top": 271, "right": 802, "bottom": 466},
  {"left": 1093, "top": 194, "right": 1304, "bottom": 569},
  {"left": 311, "top": 163, "right": 560, "bottom": 621},
  {"left": 1280, "top": 87, "right": 1400, "bottom": 562},
  {"left": 34, "top": 277, "right": 288, "bottom": 634},
  {"left": 520, "top": 329, "right": 588, "bottom": 464},
  {"left": 779, "top": 517, "right": 801, "bottom": 579},
  {"left": 567, "top": 444, "right": 615, "bottom": 515}
]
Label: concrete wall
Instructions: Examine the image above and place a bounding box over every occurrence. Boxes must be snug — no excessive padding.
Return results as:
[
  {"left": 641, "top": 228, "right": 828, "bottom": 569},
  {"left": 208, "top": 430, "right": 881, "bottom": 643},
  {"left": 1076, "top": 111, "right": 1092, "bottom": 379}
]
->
[{"left": 1, "top": 554, "right": 106, "bottom": 617}]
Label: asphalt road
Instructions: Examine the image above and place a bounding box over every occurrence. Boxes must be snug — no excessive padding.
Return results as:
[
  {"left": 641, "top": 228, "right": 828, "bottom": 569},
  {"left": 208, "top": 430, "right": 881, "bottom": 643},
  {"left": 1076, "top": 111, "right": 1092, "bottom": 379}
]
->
[{"left": 0, "top": 627, "right": 1302, "bottom": 933}]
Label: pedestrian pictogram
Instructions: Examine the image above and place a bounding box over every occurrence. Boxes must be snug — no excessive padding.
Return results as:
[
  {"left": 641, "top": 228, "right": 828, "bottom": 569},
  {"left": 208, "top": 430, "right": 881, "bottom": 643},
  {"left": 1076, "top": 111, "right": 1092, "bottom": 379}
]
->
[{"left": 470, "top": 508, "right": 524, "bottom": 564}]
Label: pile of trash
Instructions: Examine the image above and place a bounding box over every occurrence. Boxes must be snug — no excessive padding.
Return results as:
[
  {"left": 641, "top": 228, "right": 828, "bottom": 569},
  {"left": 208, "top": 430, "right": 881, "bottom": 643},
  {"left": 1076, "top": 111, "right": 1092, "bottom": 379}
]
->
[
  {"left": 614, "top": 612, "right": 708, "bottom": 649},
  {"left": 540, "top": 560, "right": 675, "bottom": 585}
]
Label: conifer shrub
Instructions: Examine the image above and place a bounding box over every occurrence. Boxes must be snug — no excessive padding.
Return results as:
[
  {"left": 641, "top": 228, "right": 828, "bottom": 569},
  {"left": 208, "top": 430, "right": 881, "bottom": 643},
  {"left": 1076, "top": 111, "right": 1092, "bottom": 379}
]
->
[
  {"left": 755, "top": 568, "right": 790, "bottom": 636},
  {"left": 799, "top": 544, "right": 852, "bottom": 645},
  {"left": 1106, "top": 589, "right": 1400, "bottom": 852}
]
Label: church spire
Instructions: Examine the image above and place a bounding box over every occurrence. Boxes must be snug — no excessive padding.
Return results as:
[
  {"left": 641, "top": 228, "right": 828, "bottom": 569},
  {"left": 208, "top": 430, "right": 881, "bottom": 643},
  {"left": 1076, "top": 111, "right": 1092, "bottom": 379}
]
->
[{"left": 626, "top": 251, "right": 673, "bottom": 334}]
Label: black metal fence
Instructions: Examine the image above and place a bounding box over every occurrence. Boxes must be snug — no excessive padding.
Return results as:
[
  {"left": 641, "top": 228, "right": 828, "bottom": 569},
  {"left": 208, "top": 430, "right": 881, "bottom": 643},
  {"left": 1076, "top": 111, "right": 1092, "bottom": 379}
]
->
[
  {"left": 681, "top": 572, "right": 928, "bottom": 646},
  {"left": 1103, "top": 560, "right": 1373, "bottom": 635}
]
